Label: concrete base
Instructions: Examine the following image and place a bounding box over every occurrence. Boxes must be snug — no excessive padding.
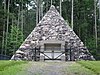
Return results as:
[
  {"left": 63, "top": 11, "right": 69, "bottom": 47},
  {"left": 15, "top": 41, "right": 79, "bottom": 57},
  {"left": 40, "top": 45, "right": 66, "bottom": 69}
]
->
[
  {"left": 61, "top": 55, "right": 66, "bottom": 61},
  {"left": 40, "top": 55, "right": 45, "bottom": 61}
]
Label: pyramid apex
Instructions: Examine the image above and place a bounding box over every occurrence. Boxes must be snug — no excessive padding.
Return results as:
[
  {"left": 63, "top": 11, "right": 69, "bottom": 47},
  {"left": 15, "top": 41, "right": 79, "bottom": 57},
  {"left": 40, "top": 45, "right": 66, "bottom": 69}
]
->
[{"left": 50, "top": 5, "right": 56, "bottom": 10}]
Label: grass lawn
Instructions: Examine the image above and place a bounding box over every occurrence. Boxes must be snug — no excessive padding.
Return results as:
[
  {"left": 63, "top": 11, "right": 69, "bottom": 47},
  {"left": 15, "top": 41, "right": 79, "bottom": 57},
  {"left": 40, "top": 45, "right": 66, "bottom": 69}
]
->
[
  {"left": 77, "top": 61, "right": 100, "bottom": 75},
  {"left": 0, "top": 60, "right": 100, "bottom": 75},
  {"left": 0, "top": 60, "right": 28, "bottom": 75},
  {"left": 64, "top": 62, "right": 96, "bottom": 75}
]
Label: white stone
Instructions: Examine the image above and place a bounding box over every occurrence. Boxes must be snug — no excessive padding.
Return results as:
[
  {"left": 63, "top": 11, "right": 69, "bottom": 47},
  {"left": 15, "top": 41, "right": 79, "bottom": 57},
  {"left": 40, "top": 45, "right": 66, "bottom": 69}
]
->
[
  {"left": 31, "top": 41, "right": 35, "bottom": 44},
  {"left": 16, "top": 50, "right": 24, "bottom": 54},
  {"left": 20, "top": 45, "right": 26, "bottom": 48},
  {"left": 24, "top": 44, "right": 30, "bottom": 47},
  {"left": 42, "top": 36, "right": 46, "bottom": 40}
]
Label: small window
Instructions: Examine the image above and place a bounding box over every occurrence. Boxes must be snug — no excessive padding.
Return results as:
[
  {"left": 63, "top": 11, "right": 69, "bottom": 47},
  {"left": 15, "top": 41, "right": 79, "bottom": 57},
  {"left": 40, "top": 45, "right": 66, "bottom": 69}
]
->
[{"left": 44, "top": 44, "right": 61, "bottom": 52}]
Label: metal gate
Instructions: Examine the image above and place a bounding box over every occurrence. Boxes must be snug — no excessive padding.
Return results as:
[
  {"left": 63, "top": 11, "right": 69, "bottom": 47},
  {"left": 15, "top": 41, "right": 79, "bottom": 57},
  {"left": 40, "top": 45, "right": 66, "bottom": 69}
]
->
[
  {"left": 34, "top": 47, "right": 71, "bottom": 61},
  {"left": 40, "top": 48, "right": 67, "bottom": 60},
  {"left": 40, "top": 51, "right": 66, "bottom": 60}
]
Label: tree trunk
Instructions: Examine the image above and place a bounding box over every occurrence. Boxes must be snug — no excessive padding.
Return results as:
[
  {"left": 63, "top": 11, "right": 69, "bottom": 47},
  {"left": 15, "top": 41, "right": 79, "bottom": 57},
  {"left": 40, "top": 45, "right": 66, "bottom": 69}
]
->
[
  {"left": 40, "top": 0, "right": 44, "bottom": 20},
  {"left": 16, "top": 0, "right": 21, "bottom": 49},
  {"left": 5, "top": 0, "right": 10, "bottom": 55},
  {"left": 21, "top": 0, "right": 24, "bottom": 41},
  {"left": 94, "top": 0, "right": 98, "bottom": 48},
  {"left": 2, "top": 0, "right": 6, "bottom": 54},
  {"left": 26, "top": 0, "right": 29, "bottom": 31},
  {"left": 11, "top": 18, "right": 14, "bottom": 38},
  {"left": 99, "top": 0, "right": 100, "bottom": 20},
  {"left": 17, "top": 1, "right": 20, "bottom": 28},
  {"left": 39, "top": 0, "right": 41, "bottom": 22},
  {"left": 41, "top": 2, "right": 44, "bottom": 18},
  {"left": 15, "top": 0, "right": 21, "bottom": 53},
  {"left": 51, "top": 0, "right": 52, "bottom": 6},
  {"left": 36, "top": 0, "right": 39, "bottom": 25},
  {"left": 46, "top": 0, "right": 48, "bottom": 12},
  {"left": 60, "top": 0, "right": 62, "bottom": 16},
  {"left": 71, "top": 0, "right": 73, "bottom": 30}
]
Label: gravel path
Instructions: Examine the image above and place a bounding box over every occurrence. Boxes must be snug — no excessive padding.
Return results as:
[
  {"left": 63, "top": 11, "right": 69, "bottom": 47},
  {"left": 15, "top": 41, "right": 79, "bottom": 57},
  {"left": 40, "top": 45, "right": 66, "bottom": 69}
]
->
[
  {"left": 17, "top": 61, "right": 96, "bottom": 75},
  {"left": 25, "top": 62, "right": 71, "bottom": 75}
]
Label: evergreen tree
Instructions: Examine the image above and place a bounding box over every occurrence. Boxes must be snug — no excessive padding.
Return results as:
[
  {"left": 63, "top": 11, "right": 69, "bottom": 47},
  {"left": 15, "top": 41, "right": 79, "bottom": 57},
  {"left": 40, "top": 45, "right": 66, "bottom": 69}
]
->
[{"left": 7, "top": 25, "right": 24, "bottom": 56}]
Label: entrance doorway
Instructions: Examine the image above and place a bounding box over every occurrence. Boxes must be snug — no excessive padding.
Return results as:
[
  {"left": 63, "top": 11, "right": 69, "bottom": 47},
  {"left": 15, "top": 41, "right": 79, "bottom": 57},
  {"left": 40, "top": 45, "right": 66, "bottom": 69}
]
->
[
  {"left": 40, "top": 40, "right": 66, "bottom": 61},
  {"left": 44, "top": 44, "right": 62, "bottom": 60}
]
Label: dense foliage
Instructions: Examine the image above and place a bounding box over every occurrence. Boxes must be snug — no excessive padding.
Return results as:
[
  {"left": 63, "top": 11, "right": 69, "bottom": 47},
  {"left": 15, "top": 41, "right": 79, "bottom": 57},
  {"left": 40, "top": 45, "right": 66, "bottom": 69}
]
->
[
  {"left": 0, "top": 0, "right": 100, "bottom": 59},
  {"left": 6, "top": 25, "right": 23, "bottom": 56}
]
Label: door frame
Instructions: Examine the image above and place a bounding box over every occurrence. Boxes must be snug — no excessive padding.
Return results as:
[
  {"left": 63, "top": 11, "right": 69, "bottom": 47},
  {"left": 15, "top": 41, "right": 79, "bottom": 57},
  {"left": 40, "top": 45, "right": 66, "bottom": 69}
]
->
[{"left": 39, "top": 40, "right": 66, "bottom": 61}]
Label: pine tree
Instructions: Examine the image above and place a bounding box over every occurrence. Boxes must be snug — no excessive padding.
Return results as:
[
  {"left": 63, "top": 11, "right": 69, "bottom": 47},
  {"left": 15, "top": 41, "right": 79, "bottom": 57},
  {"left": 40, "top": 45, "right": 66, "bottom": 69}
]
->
[{"left": 7, "top": 25, "right": 24, "bottom": 56}]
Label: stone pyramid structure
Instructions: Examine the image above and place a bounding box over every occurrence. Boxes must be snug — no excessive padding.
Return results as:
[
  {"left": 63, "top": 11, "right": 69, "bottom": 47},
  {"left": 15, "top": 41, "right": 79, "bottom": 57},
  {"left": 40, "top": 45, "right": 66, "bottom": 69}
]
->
[{"left": 11, "top": 5, "right": 94, "bottom": 61}]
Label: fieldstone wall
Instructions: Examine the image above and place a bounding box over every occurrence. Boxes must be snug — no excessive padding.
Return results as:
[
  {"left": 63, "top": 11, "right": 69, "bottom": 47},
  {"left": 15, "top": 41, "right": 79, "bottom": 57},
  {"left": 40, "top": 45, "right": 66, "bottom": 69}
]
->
[{"left": 11, "top": 5, "right": 95, "bottom": 61}]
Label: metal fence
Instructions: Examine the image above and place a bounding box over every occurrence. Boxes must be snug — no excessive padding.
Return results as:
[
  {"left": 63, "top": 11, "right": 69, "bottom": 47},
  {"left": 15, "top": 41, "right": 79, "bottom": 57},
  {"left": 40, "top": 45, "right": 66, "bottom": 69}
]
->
[
  {"left": 0, "top": 54, "right": 10, "bottom": 60},
  {"left": 0, "top": 48, "right": 73, "bottom": 61}
]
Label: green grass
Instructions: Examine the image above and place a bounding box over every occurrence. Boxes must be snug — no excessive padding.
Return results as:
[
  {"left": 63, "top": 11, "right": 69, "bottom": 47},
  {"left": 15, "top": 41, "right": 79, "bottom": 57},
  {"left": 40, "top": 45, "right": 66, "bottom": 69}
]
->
[
  {"left": 0, "top": 60, "right": 100, "bottom": 75},
  {"left": 0, "top": 60, "right": 28, "bottom": 75},
  {"left": 77, "top": 61, "right": 100, "bottom": 75},
  {"left": 64, "top": 62, "right": 96, "bottom": 75}
]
